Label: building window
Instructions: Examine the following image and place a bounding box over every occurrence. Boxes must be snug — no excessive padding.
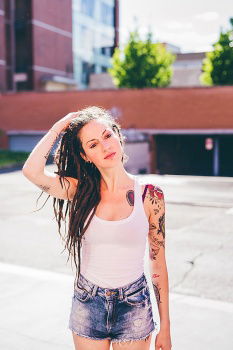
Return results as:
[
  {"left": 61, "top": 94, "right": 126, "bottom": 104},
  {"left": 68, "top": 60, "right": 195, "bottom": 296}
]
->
[
  {"left": 101, "top": 66, "right": 108, "bottom": 72},
  {"left": 81, "top": 61, "right": 88, "bottom": 85},
  {"left": 101, "top": 46, "right": 112, "bottom": 56},
  {"left": 81, "top": 61, "right": 95, "bottom": 85},
  {"left": 81, "top": 0, "right": 95, "bottom": 17},
  {"left": 100, "top": 2, "right": 114, "bottom": 26},
  {"left": 100, "top": 34, "right": 114, "bottom": 56},
  {"left": 90, "top": 63, "right": 96, "bottom": 74}
]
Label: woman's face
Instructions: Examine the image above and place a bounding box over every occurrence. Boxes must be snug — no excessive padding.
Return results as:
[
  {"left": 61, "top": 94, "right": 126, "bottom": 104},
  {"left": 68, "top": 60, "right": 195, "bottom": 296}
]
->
[{"left": 79, "top": 119, "right": 123, "bottom": 168}]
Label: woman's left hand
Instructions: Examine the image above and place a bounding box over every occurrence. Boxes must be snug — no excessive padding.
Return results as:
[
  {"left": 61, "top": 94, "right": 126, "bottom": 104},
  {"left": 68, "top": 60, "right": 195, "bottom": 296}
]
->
[{"left": 155, "top": 328, "right": 172, "bottom": 350}]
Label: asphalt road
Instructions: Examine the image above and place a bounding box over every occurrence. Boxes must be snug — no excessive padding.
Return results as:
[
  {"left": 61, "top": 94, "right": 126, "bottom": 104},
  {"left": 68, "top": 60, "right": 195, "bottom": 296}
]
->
[{"left": 0, "top": 165, "right": 233, "bottom": 349}]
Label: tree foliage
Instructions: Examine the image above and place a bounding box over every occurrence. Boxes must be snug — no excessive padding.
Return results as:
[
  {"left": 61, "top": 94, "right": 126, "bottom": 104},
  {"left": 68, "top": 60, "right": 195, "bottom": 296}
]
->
[
  {"left": 108, "top": 30, "right": 176, "bottom": 88},
  {"left": 200, "top": 18, "right": 233, "bottom": 86}
]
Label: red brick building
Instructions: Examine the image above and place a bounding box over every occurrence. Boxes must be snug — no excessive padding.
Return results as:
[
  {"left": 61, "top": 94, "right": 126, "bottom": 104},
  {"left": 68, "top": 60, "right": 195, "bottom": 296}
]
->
[
  {"left": 0, "top": 0, "right": 7, "bottom": 91},
  {"left": 0, "top": 0, "right": 75, "bottom": 92},
  {"left": 0, "top": 86, "right": 233, "bottom": 176}
]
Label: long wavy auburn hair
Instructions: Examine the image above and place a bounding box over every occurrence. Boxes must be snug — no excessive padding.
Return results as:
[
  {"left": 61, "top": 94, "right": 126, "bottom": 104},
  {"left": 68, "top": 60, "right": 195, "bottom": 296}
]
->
[{"left": 45, "top": 106, "right": 128, "bottom": 289}]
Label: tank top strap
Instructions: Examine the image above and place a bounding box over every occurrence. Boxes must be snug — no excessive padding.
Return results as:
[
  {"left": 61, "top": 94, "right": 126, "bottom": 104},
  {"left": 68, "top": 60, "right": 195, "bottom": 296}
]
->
[
  {"left": 133, "top": 176, "right": 141, "bottom": 208},
  {"left": 133, "top": 176, "right": 146, "bottom": 215}
]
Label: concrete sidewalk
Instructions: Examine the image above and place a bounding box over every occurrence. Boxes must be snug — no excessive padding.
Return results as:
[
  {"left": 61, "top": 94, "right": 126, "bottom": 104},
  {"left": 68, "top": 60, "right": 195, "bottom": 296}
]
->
[{"left": 0, "top": 262, "right": 232, "bottom": 350}]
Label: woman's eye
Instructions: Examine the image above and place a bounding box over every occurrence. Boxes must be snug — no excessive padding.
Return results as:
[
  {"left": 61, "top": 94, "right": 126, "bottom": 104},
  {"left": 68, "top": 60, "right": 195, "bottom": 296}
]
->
[{"left": 90, "top": 134, "right": 112, "bottom": 149}]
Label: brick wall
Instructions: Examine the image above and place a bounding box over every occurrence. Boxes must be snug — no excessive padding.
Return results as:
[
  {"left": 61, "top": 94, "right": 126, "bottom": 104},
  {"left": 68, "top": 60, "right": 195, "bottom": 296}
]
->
[
  {"left": 32, "top": 0, "right": 72, "bottom": 32},
  {"left": 0, "top": 86, "right": 233, "bottom": 131},
  {"left": 31, "top": 0, "right": 73, "bottom": 90},
  {"left": 0, "top": 0, "right": 6, "bottom": 92}
]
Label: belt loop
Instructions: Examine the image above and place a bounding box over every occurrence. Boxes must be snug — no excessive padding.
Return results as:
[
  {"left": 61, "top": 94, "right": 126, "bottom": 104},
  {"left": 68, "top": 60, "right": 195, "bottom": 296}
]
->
[
  {"left": 119, "top": 287, "right": 124, "bottom": 301},
  {"left": 92, "top": 284, "right": 98, "bottom": 297},
  {"left": 91, "top": 284, "right": 98, "bottom": 297}
]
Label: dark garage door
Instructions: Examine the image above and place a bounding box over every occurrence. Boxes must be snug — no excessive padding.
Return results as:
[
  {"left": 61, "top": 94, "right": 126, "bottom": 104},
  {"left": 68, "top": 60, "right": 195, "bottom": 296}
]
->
[{"left": 156, "top": 134, "right": 213, "bottom": 176}]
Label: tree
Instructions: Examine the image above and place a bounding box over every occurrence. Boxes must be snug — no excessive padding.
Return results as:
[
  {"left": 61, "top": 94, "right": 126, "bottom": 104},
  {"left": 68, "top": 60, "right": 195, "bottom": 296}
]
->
[
  {"left": 200, "top": 18, "right": 233, "bottom": 86},
  {"left": 108, "top": 30, "right": 176, "bottom": 88}
]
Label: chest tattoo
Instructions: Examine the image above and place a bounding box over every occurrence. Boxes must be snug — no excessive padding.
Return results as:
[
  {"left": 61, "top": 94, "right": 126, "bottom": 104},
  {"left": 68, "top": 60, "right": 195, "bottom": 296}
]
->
[{"left": 126, "top": 190, "right": 134, "bottom": 206}]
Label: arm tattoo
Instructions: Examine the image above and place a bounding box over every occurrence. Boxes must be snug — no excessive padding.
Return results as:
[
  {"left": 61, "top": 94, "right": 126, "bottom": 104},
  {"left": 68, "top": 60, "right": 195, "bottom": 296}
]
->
[
  {"left": 152, "top": 274, "right": 161, "bottom": 306},
  {"left": 36, "top": 184, "right": 50, "bottom": 192},
  {"left": 158, "top": 213, "right": 165, "bottom": 239},
  {"left": 44, "top": 132, "right": 60, "bottom": 160},
  {"left": 148, "top": 220, "right": 165, "bottom": 260},
  {"left": 152, "top": 281, "right": 162, "bottom": 307},
  {"left": 147, "top": 184, "right": 165, "bottom": 260},
  {"left": 148, "top": 184, "right": 164, "bottom": 203},
  {"left": 147, "top": 184, "right": 165, "bottom": 308},
  {"left": 149, "top": 236, "right": 165, "bottom": 260}
]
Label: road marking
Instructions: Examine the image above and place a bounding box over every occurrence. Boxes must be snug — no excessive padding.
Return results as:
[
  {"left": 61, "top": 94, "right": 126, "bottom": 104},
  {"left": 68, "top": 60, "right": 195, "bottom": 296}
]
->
[{"left": 167, "top": 200, "right": 232, "bottom": 208}]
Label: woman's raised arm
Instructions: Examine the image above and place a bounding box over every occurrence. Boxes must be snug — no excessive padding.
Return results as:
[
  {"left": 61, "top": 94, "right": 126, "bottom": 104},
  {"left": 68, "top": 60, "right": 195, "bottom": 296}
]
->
[{"left": 22, "top": 113, "right": 79, "bottom": 201}]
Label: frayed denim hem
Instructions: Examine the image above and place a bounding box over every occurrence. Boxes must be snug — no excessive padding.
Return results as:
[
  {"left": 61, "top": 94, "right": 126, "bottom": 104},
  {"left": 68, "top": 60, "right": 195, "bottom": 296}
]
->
[
  {"left": 69, "top": 326, "right": 111, "bottom": 341},
  {"left": 111, "top": 327, "right": 155, "bottom": 345}
]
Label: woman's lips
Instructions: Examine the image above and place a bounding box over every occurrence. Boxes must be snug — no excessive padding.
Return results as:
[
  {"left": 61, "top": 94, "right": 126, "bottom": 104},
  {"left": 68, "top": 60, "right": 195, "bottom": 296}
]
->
[{"left": 104, "top": 152, "right": 116, "bottom": 159}]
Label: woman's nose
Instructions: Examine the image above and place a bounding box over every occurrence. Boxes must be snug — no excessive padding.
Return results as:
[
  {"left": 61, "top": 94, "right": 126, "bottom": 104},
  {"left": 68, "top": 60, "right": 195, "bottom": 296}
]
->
[{"left": 101, "top": 140, "right": 110, "bottom": 150}]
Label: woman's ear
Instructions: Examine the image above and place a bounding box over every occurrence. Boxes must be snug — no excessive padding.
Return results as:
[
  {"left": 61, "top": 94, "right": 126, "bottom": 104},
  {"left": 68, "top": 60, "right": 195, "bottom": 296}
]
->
[{"left": 80, "top": 152, "right": 88, "bottom": 162}]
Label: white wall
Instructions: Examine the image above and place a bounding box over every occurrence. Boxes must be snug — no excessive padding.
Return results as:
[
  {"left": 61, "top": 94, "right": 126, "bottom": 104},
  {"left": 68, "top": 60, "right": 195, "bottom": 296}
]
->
[{"left": 124, "top": 141, "right": 150, "bottom": 174}]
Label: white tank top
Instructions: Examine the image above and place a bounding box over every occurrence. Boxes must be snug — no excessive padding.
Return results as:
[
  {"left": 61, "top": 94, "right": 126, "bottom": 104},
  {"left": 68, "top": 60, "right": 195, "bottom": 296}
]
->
[{"left": 80, "top": 176, "right": 149, "bottom": 288}]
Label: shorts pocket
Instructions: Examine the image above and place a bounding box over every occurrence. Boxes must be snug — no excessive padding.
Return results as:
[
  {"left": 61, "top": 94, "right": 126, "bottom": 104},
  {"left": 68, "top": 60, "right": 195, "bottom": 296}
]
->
[
  {"left": 74, "top": 284, "right": 91, "bottom": 302},
  {"left": 125, "top": 285, "right": 149, "bottom": 306}
]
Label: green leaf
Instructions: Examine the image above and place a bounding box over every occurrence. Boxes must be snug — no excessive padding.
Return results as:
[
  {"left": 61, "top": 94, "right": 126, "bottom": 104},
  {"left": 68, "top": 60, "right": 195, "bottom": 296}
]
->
[
  {"left": 200, "top": 20, "right": 233, "bottom": 86},
  {"left": 109, "top": 29, "right": 176, "bottom": 88}
]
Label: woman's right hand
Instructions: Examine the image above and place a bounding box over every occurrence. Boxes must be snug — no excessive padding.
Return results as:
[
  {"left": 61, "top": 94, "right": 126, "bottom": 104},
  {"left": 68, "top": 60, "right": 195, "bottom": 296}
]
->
[{"left": 53, "top": 112, "right": 80, "bottom": 132}]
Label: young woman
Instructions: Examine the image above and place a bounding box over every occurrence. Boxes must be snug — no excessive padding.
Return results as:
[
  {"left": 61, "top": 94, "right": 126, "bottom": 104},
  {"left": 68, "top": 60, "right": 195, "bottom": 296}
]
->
[{"left": 22, "top": 106, "right": 172, "bottom": 350}]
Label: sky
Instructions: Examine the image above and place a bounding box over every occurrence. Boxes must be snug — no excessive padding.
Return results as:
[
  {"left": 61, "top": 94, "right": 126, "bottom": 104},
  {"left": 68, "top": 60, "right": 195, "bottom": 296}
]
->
[{"left": 119, "top": 0, "right": 232, "bottom": 52}]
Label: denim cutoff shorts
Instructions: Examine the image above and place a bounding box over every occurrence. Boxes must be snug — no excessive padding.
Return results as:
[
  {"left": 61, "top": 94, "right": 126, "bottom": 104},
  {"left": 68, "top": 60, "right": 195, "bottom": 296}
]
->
[{"left": 68, "top": 272, "right": 158, "bottom": 343}]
